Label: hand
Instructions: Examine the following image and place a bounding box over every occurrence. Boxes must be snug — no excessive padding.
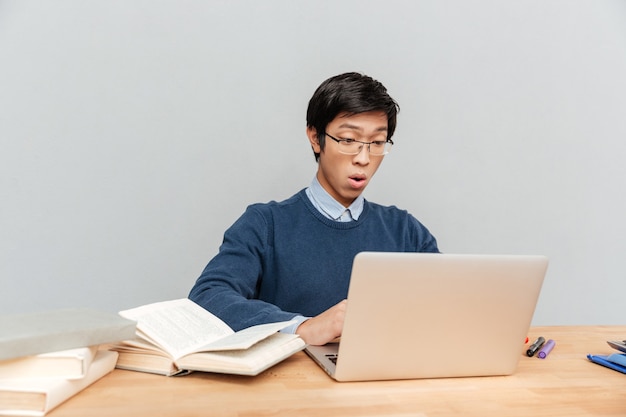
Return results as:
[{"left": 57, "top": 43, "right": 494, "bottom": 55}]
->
[{"left": 296, "top": 300, "right": 347, "bottom": 346}]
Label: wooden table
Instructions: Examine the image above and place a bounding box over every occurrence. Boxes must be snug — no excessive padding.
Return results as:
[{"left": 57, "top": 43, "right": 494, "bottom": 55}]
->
[{"left": 48, "top": 326, "right": 626, "bottom": 417}]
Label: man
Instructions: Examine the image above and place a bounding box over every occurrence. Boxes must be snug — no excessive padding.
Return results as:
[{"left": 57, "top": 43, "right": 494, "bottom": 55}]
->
[{"left": 189, "top": 72, "right": 439, "bottom": 345}]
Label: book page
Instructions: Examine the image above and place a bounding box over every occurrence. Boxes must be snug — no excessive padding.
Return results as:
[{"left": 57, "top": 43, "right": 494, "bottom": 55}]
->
[
  {"left": 197, "top": 320, "right": 296, "bottom": 352},
  {"left": 119, "top": 299, "right": 234, "bottom": 359}
]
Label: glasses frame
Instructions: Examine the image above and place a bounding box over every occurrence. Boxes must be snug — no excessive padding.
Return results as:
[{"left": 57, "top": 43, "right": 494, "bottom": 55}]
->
[{"left": 325, "top": 133, "right": 394, "bottom": 156}]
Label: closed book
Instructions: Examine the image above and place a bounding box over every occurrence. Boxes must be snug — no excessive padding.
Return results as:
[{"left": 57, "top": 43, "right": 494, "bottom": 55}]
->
[
  {"left": 0, "top": 309, "right": 136, "bottom": 361},
  {"left": 110, "top": 298, "right": 306, "bottom": 376},
  {"left": 587, "top": 354, "right": 626, "bottom": 375},
  {"left": 0, "top": 347, "right": 98, "bottom": 380},
  {"left": 0, "top": 350, "right": 118, "bottom": 416},
  {"left": 606, "top": 353, "right": 626, "bottom": 367}
]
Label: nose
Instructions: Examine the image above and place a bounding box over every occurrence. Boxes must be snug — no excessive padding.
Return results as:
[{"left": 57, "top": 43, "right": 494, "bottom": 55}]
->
[{"left": 353, "top": 144, "right": 370, "bottom": 165}]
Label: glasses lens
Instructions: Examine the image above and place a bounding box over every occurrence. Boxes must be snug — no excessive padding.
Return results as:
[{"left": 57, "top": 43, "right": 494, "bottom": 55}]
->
[
  {"left": 332, "top": 135, "right": 392, "bottom": 156},
  {"left": 369, "top": 141, "right": 392, "bottom": 156},
  {"left": 338, "top": 140, "right": 362, "bottom": 154}
]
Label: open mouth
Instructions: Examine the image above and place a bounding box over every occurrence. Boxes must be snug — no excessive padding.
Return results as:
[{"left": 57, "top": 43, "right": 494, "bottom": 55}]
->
[
  {"left": 350, "top": 174, "right": 366, "bottom": 182},
  {"left": 348, "top": 175, "right": 367, "bottom": 188}
]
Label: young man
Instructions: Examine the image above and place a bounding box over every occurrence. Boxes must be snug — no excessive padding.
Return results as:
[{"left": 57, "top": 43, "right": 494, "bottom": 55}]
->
[{"left": 189, "top": 72, "right": 439, "bottom": 345}]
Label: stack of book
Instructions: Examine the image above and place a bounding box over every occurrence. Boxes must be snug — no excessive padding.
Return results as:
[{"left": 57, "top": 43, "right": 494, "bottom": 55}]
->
[{"left": 0, "top": 308, "right": 136, "bottom": 416}]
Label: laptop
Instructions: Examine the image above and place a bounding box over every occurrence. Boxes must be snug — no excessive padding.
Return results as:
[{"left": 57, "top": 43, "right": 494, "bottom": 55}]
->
[{"left": 305, "top": 252, "right": 548, "bottom": 382}]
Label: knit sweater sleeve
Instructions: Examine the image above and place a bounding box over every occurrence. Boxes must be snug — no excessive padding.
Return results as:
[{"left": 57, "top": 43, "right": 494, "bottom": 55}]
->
[
  {"left": 188, "top": 205, "right": 298, "bottom": 331},
  {"left": 409, "top": 213, "right": 439, "bottom": 253}
]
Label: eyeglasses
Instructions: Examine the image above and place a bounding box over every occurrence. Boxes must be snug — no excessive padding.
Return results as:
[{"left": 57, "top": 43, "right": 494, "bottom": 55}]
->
[{"left": 325, "top": 133, "right": 393, "bottom": 156}]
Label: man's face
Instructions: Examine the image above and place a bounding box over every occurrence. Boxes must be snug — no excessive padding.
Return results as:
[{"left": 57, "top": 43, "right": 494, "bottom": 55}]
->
[{"left": 307, "top": 110, "right": 388, "bottom": 207}]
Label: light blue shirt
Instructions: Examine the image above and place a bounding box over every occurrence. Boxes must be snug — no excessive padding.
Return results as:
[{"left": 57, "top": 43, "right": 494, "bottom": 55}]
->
[
  {"left": 281, "top": 177, "right": 365, "bottom": 334},
  {"left": 305, "top": 176, "right": 365, "bottom": 222}
]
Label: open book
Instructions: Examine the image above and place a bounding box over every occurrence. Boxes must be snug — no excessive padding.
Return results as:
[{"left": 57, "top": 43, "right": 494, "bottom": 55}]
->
[{"left": 110, "top": 299, "right": 306, "bottom": 376}]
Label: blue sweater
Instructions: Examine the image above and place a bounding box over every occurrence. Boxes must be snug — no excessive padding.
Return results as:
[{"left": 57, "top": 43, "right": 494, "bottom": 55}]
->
[{"left": 189, "top": 189, "right": 439, "bottom": 331}]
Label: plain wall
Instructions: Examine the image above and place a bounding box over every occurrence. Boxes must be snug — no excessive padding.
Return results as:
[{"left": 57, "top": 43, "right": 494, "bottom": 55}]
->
[{"left": 1, "top": 0, "right": 625, "bottom": 324}]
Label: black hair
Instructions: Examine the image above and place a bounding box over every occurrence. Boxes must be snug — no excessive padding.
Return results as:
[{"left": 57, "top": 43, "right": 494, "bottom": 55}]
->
[{"left": 306, "top": 72, "right": 399, "bottom": 161}]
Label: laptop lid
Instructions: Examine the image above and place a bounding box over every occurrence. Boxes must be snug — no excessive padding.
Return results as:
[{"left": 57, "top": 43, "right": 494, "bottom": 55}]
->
[{"left": 306, "top": 252, "right": 548, "bottom": 382}]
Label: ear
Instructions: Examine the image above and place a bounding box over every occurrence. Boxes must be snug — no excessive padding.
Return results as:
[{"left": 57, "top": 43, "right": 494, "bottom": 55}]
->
[{"left": 306, "top": 126, "right": 321, "bottom": 153}]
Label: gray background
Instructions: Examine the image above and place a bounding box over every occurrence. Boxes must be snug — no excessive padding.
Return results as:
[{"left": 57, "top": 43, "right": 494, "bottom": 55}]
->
[{"left": 1, "top": 1, "right": 625, "bottom": 325}]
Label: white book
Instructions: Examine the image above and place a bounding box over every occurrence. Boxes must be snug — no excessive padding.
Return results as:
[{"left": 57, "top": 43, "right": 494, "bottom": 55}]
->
[
  {"left": 110, "top": 298, "right": 306, "bottom": 376},
  {"left": 0, "top": 350, "right": 118, "bottom": 416},
  {"left": 0, "top": 347, "right": 98, "bottom": 380},
  {"left": 0, "top": 309, "right": 136, "bottom": 361}
]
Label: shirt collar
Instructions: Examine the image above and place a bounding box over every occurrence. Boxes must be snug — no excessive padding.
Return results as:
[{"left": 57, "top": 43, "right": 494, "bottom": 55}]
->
[{"left": 306, "top": 176, "right": 364, "bottom": 221}]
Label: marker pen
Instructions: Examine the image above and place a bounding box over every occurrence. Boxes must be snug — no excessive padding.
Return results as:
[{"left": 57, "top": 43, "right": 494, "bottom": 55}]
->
[
  {"left": 526, "top": 336, "right": 546, "bottom": 357},
  {"left": 537, "top": 339, "right": 555, "bottom": 359}
]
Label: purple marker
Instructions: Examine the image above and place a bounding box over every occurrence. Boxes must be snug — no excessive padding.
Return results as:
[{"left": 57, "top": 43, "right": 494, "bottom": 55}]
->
[{"left": 537, "top": 339, "right": 555, "bottom": 359}]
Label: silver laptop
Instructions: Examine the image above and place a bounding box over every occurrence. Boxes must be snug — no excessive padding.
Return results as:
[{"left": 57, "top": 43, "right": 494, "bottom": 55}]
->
[{"left": 305, "top": 252, "right": 548, "bottom": 382}]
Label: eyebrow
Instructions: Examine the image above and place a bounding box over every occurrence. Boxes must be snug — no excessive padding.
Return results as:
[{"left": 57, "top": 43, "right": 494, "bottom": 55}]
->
[{"left": 336, "top": 122, "right": 388, "bottom": 132}]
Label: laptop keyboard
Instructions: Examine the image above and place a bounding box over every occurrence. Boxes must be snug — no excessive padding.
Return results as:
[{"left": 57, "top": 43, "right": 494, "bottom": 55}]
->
[{"left": 325, "top": 353, "right": 338, "bottom": 365}]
